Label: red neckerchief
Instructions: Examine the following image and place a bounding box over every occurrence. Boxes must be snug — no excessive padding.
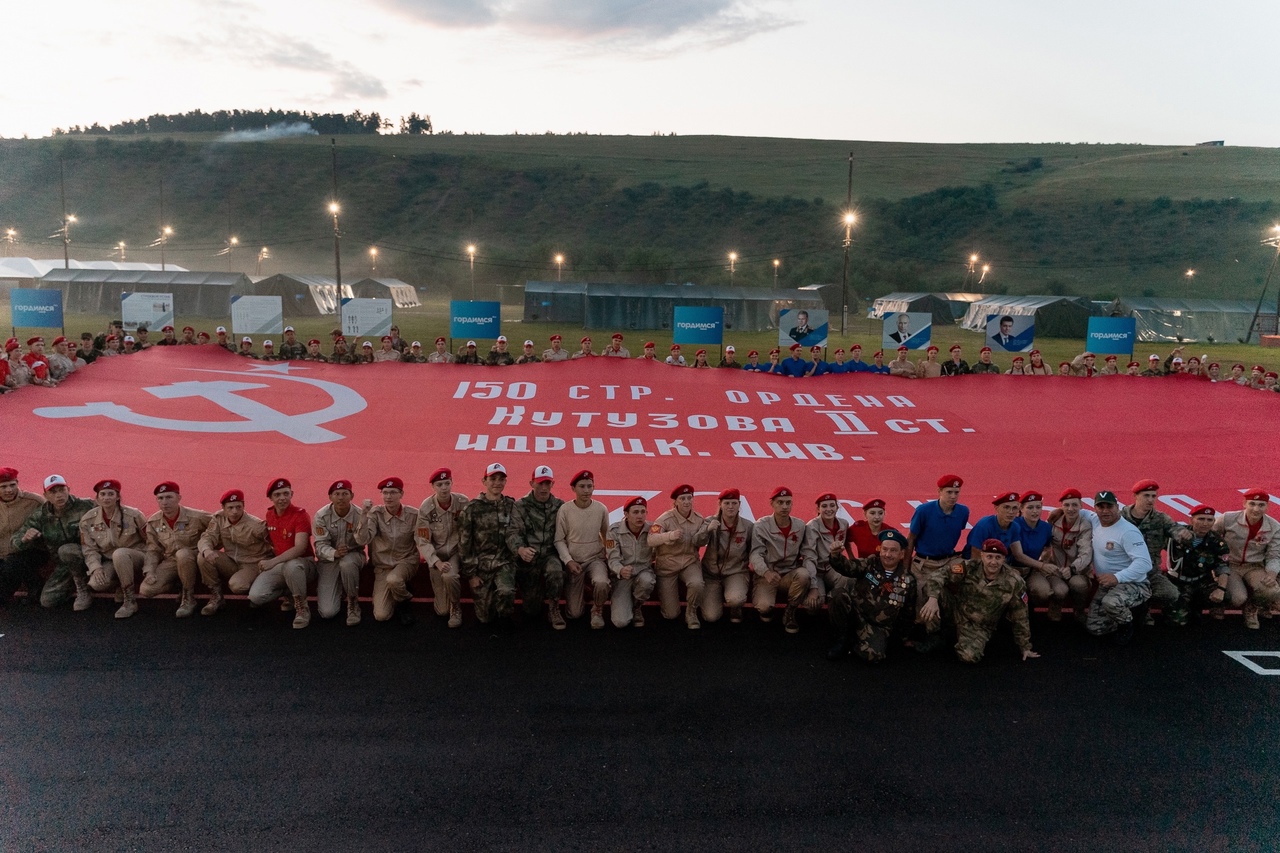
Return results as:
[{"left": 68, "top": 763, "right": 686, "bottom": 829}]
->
[
  {"left": 823, "top": 518, "right": 841, "bottom": 537},
  {"left": 1244, "top": 517, "right": 1264, "bottom": 558},
  {"left": 164, "top": 511, "right": 180, "bottom": 529}
]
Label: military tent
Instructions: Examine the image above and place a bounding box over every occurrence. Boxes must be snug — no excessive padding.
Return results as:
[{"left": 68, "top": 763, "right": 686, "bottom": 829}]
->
[
  {"left": 960, "top": 295, "right": 1097, "bottom": 338},
  {"left": 36, "top": 269, "right": 250, "bottom": 316},
  {"left": 1105, "top": 296, "right": 1264, "bottom": 343}
]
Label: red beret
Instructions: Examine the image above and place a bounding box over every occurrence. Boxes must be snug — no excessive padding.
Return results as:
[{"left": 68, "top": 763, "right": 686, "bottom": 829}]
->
[
  {"left": 428, "top": 468, "right": 452, "bottom": 484},
  {"left": 381, "top": 335, "right": 392, "bottom": 343},
  {"left": 671, "top": 344, "right": 682, "bottom": 351},
  {"left": 196, "top": 332, "right": 210, "bottom": 340},
  {"left": 612, "top": 333, "right": 624, "bottom": 340},
  {"left": 220, "top": 489, "right": 244, "bottom": 505},
  {"left": 0, "top": 467, "right": 18, "bottom": 483},
  {"left": 435, "top": 336, "right": 446, "bottom": 344},
  {"left": 644, "top": 341, "right": 655, "bottom": 348},
  {"left": 926, "top": 345, "right": 939, "bottom": 353},
  {"left": 979, "top": 346, "right": 992, "bottom": 354},
  {"left": 810, "top": 345, "right": 822, "bottom": 352},
  {"left": 937, "top": 474, "right": 963, "bottom": 489},
  {"left": 770, "top": 486, "right": 793, "bottom": 501},
  {"left": 1127, "top": 361, "right": 1140, "bottom": 368},
  {"left": 1012, "top": 356, "right": 1024, "bottom": 363},
  {"left": 993, "top": 491, "right": 1021, "bottom": 506},
  {"left": 897, "top": 345, "right": 908, "bottom": 352},
  {"left": 949, "top": 345, "right": 961, "bottom": 352},
  {"left": 334, "top": 335, "right": 347, "bottom": 344},
  {"left": 815, "top": 493, "right": 838, "bottom": 505},
  {"left": 51, "top": 336, "right": 66, "bottom": 346},
  {"left": 863, "top": 499, "right": 885, "bottom": 511},
  {"left": 981, "top": 539, "right": 1008, "bottom": 556},
  {"left": 1244, "top": 489, "right": 1271, "bottom": 502},
  {"left": 1252, "top": 365, "right": 1265, "bottom": 373},
  {"left": 769, "top": 348, "right": 780, "bottom": 355},
  {"left": 718, "top": 489, "right": 740, "bottom": 502},
  {"left": 789, "top": 344, "right": 802, "bottom": 351},
  {"left": 1231, "top": 363, "right": 1245, "bottom": 371},
  {"left": 1059, "top": 488, "right": 1082, "bottom": 502},
  {"left": 549, "top": 334, "right": 562, "bottom": 342},
  {"left": 1105, "top": 355, "right": 1118, "bottom": 361},
  {"left": 873, "top": 350, "right": 883, "bottom": 358},
  {"left": 696, "top": 349, "right": 707, "bottom": 357},
  {"left": 162, "top": 325, "right": 175, "bottom": 332},
  {"left": 1188, "top": 504, "right": 1215, "bottom": 517},
  {"left": 1058, "top": 362, "right": 1071, "bottom": 369},
  {"left": 1268, "top": 372, "right": 1279, "bottom": 380},
  {"left": 1019, "top": 491, "right": 1043, "bottom": 503},
  {"left": 308, "top": 338, "right": 322, "bottom": 346},
  {"left": 623, "top": 496, "right": 647, "bottom": 512},
  {"left": 182, "top": 326, "right": 195, "bottom": 333},
  {"left": 570, "top": 470, "right": 594, "bottom": 486},
  {"left": 580, "top": 336, "right": 591, "bottom": 345},
  {"left": 153, "top": 481, "right": 179, "bottom": 496},
  {"left": 850, "top": 344, "right": 862, "bottom": 351},
  {"left": 747, "top": 350, "right": 759, "bottom": 358},
  {"left": 328, "top": 480, "right": 353, "bottom": 495},
  {"left": 93, "top": 479, "right": 122, "bottom": 494},
  {"left": 26, "top": 336, "right": 43, "bottom": 347},
  {"left": 671, "top": 484, "right": 695, "bottom": 499},
  {"left": 1208, "top": 362, "right": 1219, "bottom": 369},
  {"left": 1132, "top": 479, "right": 1159, "bottom": 495},
  {"left": 378, "top": 477, "right": 404, "bottom": 491},
  {"left": 833, "top": 348, "right": 844, "bottom": 355},
  {"left": 1029, "top": 349, "right": 1041, "bottom": 356},
  {"left": 267, "top": 478, "right": 292, "bottom": 497},
  {"left": 5, "top": 338, "right": 20, "bottom": 351}
]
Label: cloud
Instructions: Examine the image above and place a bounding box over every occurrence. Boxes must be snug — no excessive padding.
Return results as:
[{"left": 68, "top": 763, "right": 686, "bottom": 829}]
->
[{"left": 374, "top": 0, "right": 793, "bottom": 46}]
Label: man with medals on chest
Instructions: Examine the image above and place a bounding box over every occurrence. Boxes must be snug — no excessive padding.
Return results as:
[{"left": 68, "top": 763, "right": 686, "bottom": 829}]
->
[{"left": 825, "top": 529, "right": 918, "bottom": 663}]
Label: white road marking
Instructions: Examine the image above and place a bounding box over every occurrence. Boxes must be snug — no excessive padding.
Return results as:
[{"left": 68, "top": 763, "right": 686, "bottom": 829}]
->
[{"left": 1223, "top": 651, "right": 1280, "bottom": 674}]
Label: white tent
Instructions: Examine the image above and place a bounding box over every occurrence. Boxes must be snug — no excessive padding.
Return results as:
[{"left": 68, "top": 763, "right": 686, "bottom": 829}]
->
[{"left": 1106, "top": 297, "right": 1262, "bottom": 343}]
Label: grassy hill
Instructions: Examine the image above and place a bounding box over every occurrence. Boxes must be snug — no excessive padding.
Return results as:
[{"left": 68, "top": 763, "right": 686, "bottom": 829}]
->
[{"left": 0, "top": 134, "right": 1277, "bottom": 305}]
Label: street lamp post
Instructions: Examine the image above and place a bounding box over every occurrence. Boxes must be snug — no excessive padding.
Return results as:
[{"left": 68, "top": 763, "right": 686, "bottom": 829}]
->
[
  {"left": 467, "top": 244, "right": 476, "bottom": 300},
  {"left": 158, "top": 226, "right": 173, "bottom": 271},
  {"left": 3, "top": 228, "right": 16, "bottom": 257},
  {"left": 59, "top": 215, "right": 77, "bottom": 269},
  {"left": 555, "top": 253, "right": 564, "bottom": 281},
  {"left": 369, "top": 246, "right": 378, "bottom": 273},
  {"left": 329, "top": 202, "right": 342, "bottom": 287},
  {"left": 773, "top": 258, "right": 780, "bottom": 287},
  {"left": 840, "top": 211, "right": 856, "bottom": 335},
  {"left": 728, "top": 252, "right": 738, "bottom": 285},
  {"left": 965, "top": 254, "right": 979, "bottom": 287},
  {"left": 979, "top": 263, "right": 991, "bottom": 285},
  {"left": 115, "top": 241, "right": 126, "bottom": 262},
  {"left": 222, "top": 235, "right": 239, "bottom": 272},
  {"left": 257, "top": 246, "right": 270, "bottom": 276},
  {"left": 1245, "top": 226, "right": 1280, "bottom": 342}
]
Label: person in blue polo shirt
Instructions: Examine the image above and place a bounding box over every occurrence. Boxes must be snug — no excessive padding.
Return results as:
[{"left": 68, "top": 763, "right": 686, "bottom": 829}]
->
[
  {"left": 778, "top": 343, "right": 809, "bottom": 377},
  {"left": 1008, "top": 491, "right": 1065, "bottom": 619},
  {"left": 907, "top": 474, "right": 971, "bottom": 612},
  {"left": 826, "top": 348, "right": 849, "bottom": 375},
  {"left": 867, "top": 349, "right": 891, "bottom": 375},
  {"left": 965, "top": 492, "right": 1022, "bottom": 560},
  {"left": 804, "top": 345, "right": 828, "bottom": 377},
  {"left": 845, "top": 344, "right": 869, "bottom": 373}
]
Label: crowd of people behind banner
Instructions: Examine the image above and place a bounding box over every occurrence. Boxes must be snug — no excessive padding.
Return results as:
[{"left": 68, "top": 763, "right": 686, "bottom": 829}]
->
[
  {"left": 3, "top": 319, "right": 1280, "bottom": 392},
  {"left": 1, "top": 450, "right": 1277, "bottom": 665}
]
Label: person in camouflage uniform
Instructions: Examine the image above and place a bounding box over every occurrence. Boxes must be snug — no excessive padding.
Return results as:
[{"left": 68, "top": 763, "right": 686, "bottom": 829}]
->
[
  {"left": 460, "top": 463, "right": 520, "bottom": 625},
  {"left": 919, "top": 539, "right": 1040, "bottom": 664},
  {"left": 485, "top": 336, "right": 516, "bottom": 366},
  {"left": 509, "top": 465, "right": 566, "bottom": 629},
  {"left": 1123, "top": 479, "right": 1185, "bottom": 618},
  {"left": 10, "top": 475, "right": 96, "bottom": 611},
  {"left": 825, "top": 529, "right": 917, "bottom": 663},
  {"left": 1165, "top": 504, "right": 1230, "bottom": 626}
]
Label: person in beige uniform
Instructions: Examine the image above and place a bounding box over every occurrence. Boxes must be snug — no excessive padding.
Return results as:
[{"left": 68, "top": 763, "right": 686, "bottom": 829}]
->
[
  {"left": 542, "top": 334, "right": 570, "bottom": 362},
  {"left": 1213, "top": 489, "right": 1280, "bottom": 628},
  {"left": 415, "top": 467, "right": 469, "bottom": 628},
  {"left": 80, "top": 479, "right": 148, "bottom": 619},
  {"left": 700, "top": 488, "right": 754, "bottom": 624},
  {"left": 916, "top": 345, "right": 943, "bottom": 378},
  {"left": 555, "top": 470, "right": 611, "bottom": 628},
  {"left": 355, "top": 476, "right": 420, "bottom": 624},
  {"left": 0, "top": 467, "right": 46, "bottom": 605},
  {"left": 196, "top": 489, "right": 271, "bottom": 617},
  {"left": 141, "top": 482, "right": 211, "bottom": 617},
  {"left": 749, "top": 486, "right": 819, "bottom": 633},
  {"left": 606, "top": 497, "right": 659, "bottom": 628},
  {"left": 1046, "top": 488, "right": 1094, "bottom": 620},
  {"left": 652, "top": 484, "right": 716, "bottom": 629},
  {"left": 807, "top": 492, "right": 849, "bottom": 601},
  {"left": 888, "top": 345, "right": 916, "bottom": 378},
  {"left": 312, "top": 479, "right": 365, "bottom": 627}
]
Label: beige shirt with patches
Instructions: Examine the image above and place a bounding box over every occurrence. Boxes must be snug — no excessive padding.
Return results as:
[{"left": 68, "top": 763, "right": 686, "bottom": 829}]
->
[
  {"left": 197, "top": 511, "right": 271, "bottom": 564},
  {"left": 354, "top": 505, "right": 420, "bottom": 568},
  {"left": 416, "top": 492, "right": 470, "bottom": 565},
  {"left": 0, "top": 490, "right": 45, "bottom": 558},
  {"left": 79, "top": 504, "right": 148, "bottom": 571}
]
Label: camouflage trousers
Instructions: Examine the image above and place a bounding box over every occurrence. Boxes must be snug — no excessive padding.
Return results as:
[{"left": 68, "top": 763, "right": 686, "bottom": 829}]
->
[
  {"left": 1085, "top": 580, "right": 1151, "bottom": 636},
  {"left": 1166, "top": 576, "right": 1218, "bottom": 626},
  {"left": 472, "top": 563, "right": 517, "bottom": 623},
  {"left": 515, "top": 555, "right": 564, "bottom": 616},
  {"left": 828, "top": 577, "right": 907, "bottom": 663},
  {"left": 40, "top": 544, "right": 88, "bottom": 609}
]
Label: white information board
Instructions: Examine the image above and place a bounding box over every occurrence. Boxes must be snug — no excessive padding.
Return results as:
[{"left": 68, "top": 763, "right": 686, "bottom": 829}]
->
[
  {"left": 230, "top": 295, "right": 284, "bottom": 336},
  {"left": 340, "top": 298, "right": 394, "bottom": 338},
  {"left": 121, "top": 292, "right": 175, "bottom": 332}
]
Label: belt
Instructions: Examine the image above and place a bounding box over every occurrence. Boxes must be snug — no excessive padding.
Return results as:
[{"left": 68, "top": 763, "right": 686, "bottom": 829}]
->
[{"left": 917, "top": 553, "right": 957, "bottom": 560}]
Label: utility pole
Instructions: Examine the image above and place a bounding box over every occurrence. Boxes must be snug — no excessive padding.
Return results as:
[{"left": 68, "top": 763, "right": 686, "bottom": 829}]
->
[
  {"left": 60, "top": 159, "right": 70, "bottom": 269},
  {"left": 840, "top": 151, "right": 853, "bottom": 335},
  {"left": 331, "top": 138, "right": 342, "bottom": 288}
]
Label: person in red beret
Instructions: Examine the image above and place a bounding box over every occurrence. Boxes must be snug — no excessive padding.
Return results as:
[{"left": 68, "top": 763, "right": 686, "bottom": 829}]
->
[
  {"left": 964, "top": 492, "right": 1022, "bottom": 561},
  {"left": 460, "top": 463, "right": 523, "bottom": 626},
  {"left": 849, "top": 499, "right": 888, "bottom": 559},
  {"left": 1164, "top": 505, "right": 1230, "bottom": 626},
  {"left": 941, "top": 344, "right": 970, "bottom": 377},
  {"left": 511, "top": 465, "right": 566, "bottom": 629},
  {"left": 196, "top": 489, "right": 271, "bottom": 618},
  {"left": 917, "top": 538, "right": 1039, "bottom": 663},
  {"left": 542, "top": 334, "right": 569, "bottom": 362},
  {"left": 552, "top": 469, "right": 611, "bottom": 627},
  {"left": 888, "top": 345, "right": 915, "bottom": 379},
  {"left": 868, "top": 348, "right": 890, "bottom": 375},
  {"left": 304, "top": 339, "right": 329, "bottom": 362},
  {"left": 741, "top": 349, "right": 763, "bottom": 372},
  {"left": 10, "top": 476, "right": 95, "bottom": 611},
  {"left": 1125, "top": 360, "right": 1141, "bottom": 376},
  {"left": 651, "top": 484, "right": 717, "bottom": 629},
  {"left": 80, "top": 479, "right": 148, "bottom": 619},
  {"left": 665, "top": 344, "right": 687, "bottom": 367},
  {"left": 373, "top": 334, "right": 400, "bottom": 363},
  {"left": 808, "top": 493, "right": 849, "bottom": 601},
  {"left": 638, "top": 341, "right": 657, "bottom": 362},
  {"left": 1069, "top": 351, "right": 1098, "bottom": 377},
  {"left": 1122, "top": 479, "right": 1183, "bottom": 621},
  {"left": 45, "top": 336, "right": 77, "bottom": 381},
  {"left": 1009, "top": 491, "right": 1066, "bottom": 619},
  {"left": 0, "top": 468, "right": 50, "bottom": 605},
  {"left": 605, "top": 496, "right": 658, "bottom": 628},
  {"left": 763, "top": 346, "right": 782, "bottom": 374},
  {"left": 1098, "top": 354, "right": 1120, "bottom": 376},
  {"left": 1056, "top": 361, "right": 1072, "bottom": 376},
  {"left": 915, "top": 345, "right": 942, "bottom": 379},
  {"left": 803, "top": 345, "right": 827, "bottom": 377},
  {"left": 1042, "top": 489, "right": 1095, "bottom": 620},
  {"left": 427, "top": 337, "right": 456, "bottom": 364},
  {"left": 178, "top": 326, "right": 197, "bottom": 345},
  {"left": 749, "top": 486, "right": 820, "bottom": 633},
  {"left": 248, "top": 478, "right": 317, "bottom": 629},
  {"left": 603, "top": 333, "right": 629, "bottom": 359},
  {"left": 700, "top": 488, "right": 753, "bottom": 623},
  {"left": 1026, "top": 349, "right": 1051, "bottom": 375},
  {"left": 571, "top": 336, "right": 595, "bottom": 359},
  {"left": 1005, "top": 355, "right": 1026, "bottom": 375},
  {"left": 1212, "top": 489, "right": 1280, "bottom": 628},
  {"left": 4, "top": 338, "right": 34, "bottom": 389},
  {"left": 906, "top": 475, "right": 971, "bottom": 609},
  {"left": 354, "top": 477, "right": 421, "bottom": 624},
  {"left": 313, "top": 479, "right": 366, "bottom": 627},
  {"left": 415, "top": 468, "right": 470, "bottom": 629},
  {"left": 141, "top": 482, "right": 212, "bottom": 617}
]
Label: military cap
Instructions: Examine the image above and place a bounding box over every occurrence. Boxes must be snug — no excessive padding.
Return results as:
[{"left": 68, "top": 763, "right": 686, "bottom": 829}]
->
[
  {"left": 624, "top": 496, "right": 647, "bottom": 512},
  {"left": 747, "top": 350, "right": 759, "bottom": 358},
  {"left": 570, "top": 470, "right": 593, "bottom": 486},
  {"left": 0, "top": 467, "right": 18, "bottom": 483},
  {"left": 1132, "top": 479, "right": 1159, "bottom": 495},
  {"left": 769, "top": 486, "right": 793, "bottom": 501},
  {"left": 26, "top": 336, "right": 43, "bottom": 347},
  {"left": 992, "top": 491, "right": 1021, "bottom": 506},
  {"left": 1188, "top": 505, "right": 1215, "bottom": 517},
  {"left": 863, "top": 499, "right": 885, "bottom": 511},
  {"left": 937, "top": 474, "right": 963, "bottom": 489},
  {"left": 1244, "top": 489, "right": 1270, "bottom": 502},
  {"left": 790, "top": 343, "right": 802, "bottom": 352},
  {"left": 220, "top": 489, "right": 244, "bottom": 505},
  {"left": 428, "top": 468, "right": 452, "bottom": 484},
  {"left": 878, "top": 529, "right": 908, "bottom": 546},
  {"left": 94, "top": 479, "right": 122, "bottom": 494},
  {"left": 1059, "top": 488, "right": 1082, "bottom": 501},
  {"left": 328, "top": 480, "right": 353, "bottom": 494},
  {"left": 670, "top": 484, "right": 695, "bottom": 499},
  {"left": 718, "top": 489, "right": 740, "bottom": 502},
  {"left": 267, "top": 478, "right": 291, "bottom": 496},
  {"left": 1094, "top": 490, "right": 1119, "bottom": 506},
  {"left": 154, "top": 481, "right": 179, "bottom": 496},
  {"left": 378, "top": 477, "right": 405, "bottom": 491},
  {"left": 815, "top": 492, "right": 838, "bottom": 506},
  {"left": 926, "top": 345, "right": 939, "bottom": 354},
  {"left": 1019, "top": 491, "right": 1043, "bottom": 503},
  {"left": 981, "top": 538, "right": 1008, "bottom": 555},
  {"left": 810, "top": 345, "right": 822, "bottom": 353}
]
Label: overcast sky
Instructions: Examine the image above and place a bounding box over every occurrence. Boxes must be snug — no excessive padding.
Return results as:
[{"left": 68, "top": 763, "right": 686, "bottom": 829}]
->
[{"left": 3, "top": 0, "right": 1273, "bottom": 145}]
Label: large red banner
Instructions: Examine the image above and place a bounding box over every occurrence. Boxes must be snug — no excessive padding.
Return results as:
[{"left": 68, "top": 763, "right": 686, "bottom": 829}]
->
[{"left": 4, "top": 346, "right": 1277, "bottom": 525}]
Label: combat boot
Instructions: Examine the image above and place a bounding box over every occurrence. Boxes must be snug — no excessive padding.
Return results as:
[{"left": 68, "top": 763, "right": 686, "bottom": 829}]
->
[
  {"left": 783, "top": 605, "right": 799, "bottom": 634},
  {"left": 685, "top": 605, "right": 701, "bottom": 630},
  {"left": 758, "top": 605, "right": 774, "bottom": 623},
  {"left": 292, "top": 595, "right": 311, "bottom": 629},
  {"left": 201, "top": 584, "right": 224, "bottom": 616},
  {"left": 1243, "top": 603, "right": 1260, "bottom": 630},
  {"left": 115, "top": 586, "right": 138, "bottom": 619},
  {"left": 73, "top": 576, "right": 93, "bottom": 612},
  {"left": 590, "top": 604, "right": 605, "bottom": 629},
  {"left": 345, "top": 595, "right": 361, "bottom": 626},
  {"left": 448, "top": 601, "right": 463, "bottom": 628},
  {"left": 728, "top": 605, "right": 743, "bottom": 624},
  {"left": 114, "top": 588, "right": 125, "bottom": 604},
  {"left": 631, "top": 600, "right": 645, "bottom": 627},
  {"left": 547, "top": 601, "right": 566, "bottom": 630},
  {"left": 174, "top": 588, "right": 197, "bottom": 618}
]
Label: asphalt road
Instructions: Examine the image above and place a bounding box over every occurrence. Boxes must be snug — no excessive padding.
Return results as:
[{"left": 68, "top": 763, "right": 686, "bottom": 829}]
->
[{"left": 3, "top": 599, "right": 1279, "bottom": 852}]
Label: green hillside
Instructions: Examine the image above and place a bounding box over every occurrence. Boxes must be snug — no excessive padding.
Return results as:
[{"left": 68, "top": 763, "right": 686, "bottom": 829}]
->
[{"left": 0, "top": 134, "right": 1277, "bottom": 305}]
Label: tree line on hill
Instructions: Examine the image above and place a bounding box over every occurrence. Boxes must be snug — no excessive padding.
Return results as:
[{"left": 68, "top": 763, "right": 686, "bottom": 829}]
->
[{"left": 52, "top": 109, "right": 433, "bottom": 136}]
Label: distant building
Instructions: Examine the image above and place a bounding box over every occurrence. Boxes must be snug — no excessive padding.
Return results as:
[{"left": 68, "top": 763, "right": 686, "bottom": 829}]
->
[{"left": 1196, "top": 140, "right": 1225, "bottom": 147}]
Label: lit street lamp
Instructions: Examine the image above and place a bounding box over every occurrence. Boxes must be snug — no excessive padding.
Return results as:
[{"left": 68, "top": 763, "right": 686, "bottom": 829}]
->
[
  {"left": 53, "top": 214, "right": 77, "bottom": 269},
  {"left": 151, "top": 226, "right": 174, "bottom": 271},
  {"left": 114, "top": 241, "right": 126, "bottom": 262},
  {"left": 369, "top": 246, "right": 378, "bottom": 273},
  {"left": 3, "top": 228, "right": 16, "bottom": 257},
  {"left": 467, "top": 244, "right": 477, "bottom": 300},
  {"left": 555, "top": 253, "right": 564, "bottom": 281},
  {"left": 218, "top": 235, "right": 239, "bottom": 272},
  {"left": 329, "top": 202, "right": 342, "bottom": 287},
  {"left": 773, "top": 258, "right": 780, "bottom": 287},
  {"left": 728, "top": 251, "right": 738, "bottom": 285},
  {"left": 979, "top": 263, "right": 991, "bottom": 285},
  {"left": 1246, "top": 225, "right": 1280, "bottom": 343},
  {"left": 257, "top": 246, "right": 271, "bottom": 276},
  {"left": 840, "top": 211, "right": 856, "bottom": 335}
]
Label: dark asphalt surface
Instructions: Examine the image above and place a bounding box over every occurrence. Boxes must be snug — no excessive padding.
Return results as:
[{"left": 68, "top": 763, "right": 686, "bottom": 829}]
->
[{"left": 3, "top": 597, "right": 1279, "bottom": 853}]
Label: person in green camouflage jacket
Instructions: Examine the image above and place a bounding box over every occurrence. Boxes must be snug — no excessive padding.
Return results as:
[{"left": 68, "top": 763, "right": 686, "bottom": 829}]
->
[
  {"left": 10, "top": 475, "right": 96, "bottom": 611},
  {"left": 460, "top": 463, "right": 520, "bottom": 625},
  {"left": 1123, "top": 479, "right": 1188, "bottom": 618},
  {"left": 825, "top": 529, "right": 917, "bottom": 663},
  {"left": 1165, "top": 504, "right": 1230, "bottom": 626},
  {"left": 509, "top": 465, "right": 567, "bottom": 629},
  {"left": 919, "top": 539, "right": 1040, "bottom": 664}
]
